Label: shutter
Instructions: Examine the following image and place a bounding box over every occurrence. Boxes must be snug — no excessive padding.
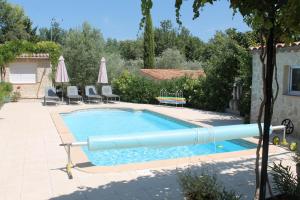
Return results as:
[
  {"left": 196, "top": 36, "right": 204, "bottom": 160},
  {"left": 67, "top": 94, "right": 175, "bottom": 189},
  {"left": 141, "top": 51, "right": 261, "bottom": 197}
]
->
[{"left": 9, "top": 63, "right": 37, "bottom": 84}]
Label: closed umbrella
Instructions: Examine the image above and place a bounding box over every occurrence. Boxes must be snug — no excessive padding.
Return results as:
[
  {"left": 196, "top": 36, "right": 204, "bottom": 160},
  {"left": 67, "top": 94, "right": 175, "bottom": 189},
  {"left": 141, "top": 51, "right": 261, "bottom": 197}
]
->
[
  {"left": 55, "top": 56, "right": 69, "bottom": 102},
  {"left": 97, "top": 57, "right": 108, "bottom": 84}
]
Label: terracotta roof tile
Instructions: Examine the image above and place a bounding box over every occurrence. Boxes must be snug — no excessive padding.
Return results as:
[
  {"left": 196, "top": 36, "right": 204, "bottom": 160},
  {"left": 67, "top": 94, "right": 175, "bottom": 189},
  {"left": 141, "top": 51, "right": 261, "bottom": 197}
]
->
[
  {"left": 250, "top": 41, "right": 300, "bottom": 51},
  {"left": 140, "top": 69, "right": 205, "bottom": 80},
  {"left": 16, "top": 53, "right": 50, "bottom": 59}
]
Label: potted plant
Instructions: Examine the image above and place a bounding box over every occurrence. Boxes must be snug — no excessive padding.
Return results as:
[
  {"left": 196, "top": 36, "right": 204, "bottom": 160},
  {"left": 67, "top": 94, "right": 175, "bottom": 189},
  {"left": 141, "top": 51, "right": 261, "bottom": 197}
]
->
[{"left": 11, "top": 86, "right": 21, "bottom": 102}]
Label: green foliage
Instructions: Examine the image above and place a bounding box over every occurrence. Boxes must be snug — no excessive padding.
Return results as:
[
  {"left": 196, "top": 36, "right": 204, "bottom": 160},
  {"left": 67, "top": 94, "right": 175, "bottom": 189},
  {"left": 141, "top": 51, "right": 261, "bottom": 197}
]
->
[
  {"left": 154, "top": 20, "right": 177, "bottom": 56},
  {"left": 143, "top": 12, "right": 155, "bottom": 68},
  {"left": 178, "top": 170, "right": 241, "bottom": 200},
  {"left": 270, "top": 161, "right": 300, "bottom": 199},
  {"left": 154, "top": 20, "right": 205, "bottom": 61},
  {"left": 35, "top": 41, "right": 62, "bottom": 72},
  {"left": 0, "top": 82, "right": 12, "bottom": 106},
  {"left": 39, "top": 20, "right": 66, "bottom": 45},
  {"left": 0, "top": 0, "right": 36, "bottom": 43},
  {"left": 176, "top": 27, "right": 205, "bottom": 61},
  {"left": 119, "top": 39, "right": 143, "bottom": 60},
  {"left": 105, "top": 38, "right": 120, "bottom": 54},
  {"left": 0, "top": 40, "right": 61, "bottom": 80},
  {"left": 112, "top": 71, "right": 199, "bottom": 106},
  {"left": 112, "top": 71, "right": 159, "bottom": 104},
  {"left": 63, "top": 22, "right": 105, "bottom": 88},
  {"left": 155, "top": 48, "right": 185, "bottom": 69},
  {"left": 197, "top": 32, "right": 251, "bottom": 112}
]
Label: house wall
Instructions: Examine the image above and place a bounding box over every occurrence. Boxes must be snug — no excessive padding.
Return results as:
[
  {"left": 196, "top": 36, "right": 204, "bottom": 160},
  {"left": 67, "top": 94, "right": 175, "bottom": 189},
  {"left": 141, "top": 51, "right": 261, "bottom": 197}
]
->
[
  {"left": 4, "top": 58, "right": 52, "bottom": 98},
  {"left": 250, "top": 47, "right": 300, "bottom": 137}
]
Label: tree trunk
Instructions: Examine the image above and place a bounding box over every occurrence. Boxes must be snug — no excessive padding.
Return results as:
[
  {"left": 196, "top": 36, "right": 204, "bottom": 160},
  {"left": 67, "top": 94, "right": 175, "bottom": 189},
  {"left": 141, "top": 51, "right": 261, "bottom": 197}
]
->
[{"left": 259, "top": 26, "right": 275, "bottom": 200}]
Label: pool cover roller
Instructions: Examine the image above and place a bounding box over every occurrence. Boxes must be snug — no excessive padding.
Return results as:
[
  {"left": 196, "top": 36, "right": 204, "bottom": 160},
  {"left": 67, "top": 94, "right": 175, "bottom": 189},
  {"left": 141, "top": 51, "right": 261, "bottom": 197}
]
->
[{"left": 87, "top": 123, "right": 273, "bottom": 151}]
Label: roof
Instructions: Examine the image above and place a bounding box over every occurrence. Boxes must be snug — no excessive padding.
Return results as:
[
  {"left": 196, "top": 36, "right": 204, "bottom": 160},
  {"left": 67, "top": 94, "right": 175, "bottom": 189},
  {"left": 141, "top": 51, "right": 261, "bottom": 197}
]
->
[
  {"left": 250, "top": 41, "right": 300, "bottom": 51},
  {"left": 16, "top": 53, "right": 50, "bottom": 59},
  {"left": 140, "top": 69, "right": 205, "bottom": 80}
]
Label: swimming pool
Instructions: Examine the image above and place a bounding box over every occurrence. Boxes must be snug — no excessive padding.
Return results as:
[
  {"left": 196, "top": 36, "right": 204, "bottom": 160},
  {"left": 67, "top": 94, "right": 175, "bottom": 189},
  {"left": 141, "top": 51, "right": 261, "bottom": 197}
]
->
[{"left": 61, "top": 109, "right": 256, "bottom": 166}]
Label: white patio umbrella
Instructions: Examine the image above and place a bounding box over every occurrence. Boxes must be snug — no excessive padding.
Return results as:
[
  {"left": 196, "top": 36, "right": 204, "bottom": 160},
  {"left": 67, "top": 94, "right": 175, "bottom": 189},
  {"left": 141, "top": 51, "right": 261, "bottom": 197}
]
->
[
  {"left": 97, "top": 57, "right": 108, "bottom": 84},
  {"left": 55, "top": 56, "right": 69, "bottom": 102}
]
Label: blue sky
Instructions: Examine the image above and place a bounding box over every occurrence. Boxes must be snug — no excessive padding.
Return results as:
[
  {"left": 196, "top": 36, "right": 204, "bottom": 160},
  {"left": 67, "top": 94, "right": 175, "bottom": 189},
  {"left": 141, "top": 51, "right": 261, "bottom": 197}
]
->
[{"left": 9, "top": 0, "right": 251, "bottom": 42}]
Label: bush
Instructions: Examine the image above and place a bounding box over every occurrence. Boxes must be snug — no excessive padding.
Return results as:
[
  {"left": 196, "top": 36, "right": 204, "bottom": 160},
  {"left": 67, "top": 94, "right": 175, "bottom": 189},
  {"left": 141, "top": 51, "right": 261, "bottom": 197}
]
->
[
  {"left": 0, "top": 82, "right": 13, "bottom": 105},
  {"left": 155, "top": 48, "right": 185, "bottom": 69},
  {"left": 112, "top": 71, "right": 199, "bottom": 105},
  {"left": 270, "top": 161, "right": 300, "bottom": 199},
  {"left": 178, "top": 170, "right": 241, "bottom": 200},
  {"left": 112, "top": 71, "right": 159, "bottom": 104}
]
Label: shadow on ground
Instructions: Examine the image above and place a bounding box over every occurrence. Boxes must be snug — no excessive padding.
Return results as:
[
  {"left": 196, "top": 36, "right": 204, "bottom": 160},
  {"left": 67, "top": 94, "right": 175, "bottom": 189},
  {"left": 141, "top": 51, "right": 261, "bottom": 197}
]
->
[{"left": 49, "top": 153, "right": 288, "bottom": 200}]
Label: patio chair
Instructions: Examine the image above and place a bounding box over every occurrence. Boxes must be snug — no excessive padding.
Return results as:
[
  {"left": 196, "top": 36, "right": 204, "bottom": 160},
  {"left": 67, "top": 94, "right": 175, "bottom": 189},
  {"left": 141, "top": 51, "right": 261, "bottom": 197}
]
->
[
  {"left": 101, "top": 85, "right": 120, "bottom": 103},
  {"left": 44, "top": 86, "right": 59, "bottom": 105},
  {"left": 67, "top": 86, "right": 83, "bottom": 104},
  {"left": 85, "top": 85, "right": 102, "bottom": 103}
]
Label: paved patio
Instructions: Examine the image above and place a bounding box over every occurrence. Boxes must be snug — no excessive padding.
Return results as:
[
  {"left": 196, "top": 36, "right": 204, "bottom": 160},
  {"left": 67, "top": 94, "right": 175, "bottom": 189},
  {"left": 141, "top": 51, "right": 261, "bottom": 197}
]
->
[{"left": 0, "top": 100, "right": 296, "bottom": 200}]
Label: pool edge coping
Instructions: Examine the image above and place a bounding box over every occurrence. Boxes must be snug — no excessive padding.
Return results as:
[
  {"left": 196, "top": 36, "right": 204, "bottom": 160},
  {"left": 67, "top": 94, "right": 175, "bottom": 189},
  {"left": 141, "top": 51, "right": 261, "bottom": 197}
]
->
[{"left": 50, "top": 106, "right": 278, "bottom": 173}]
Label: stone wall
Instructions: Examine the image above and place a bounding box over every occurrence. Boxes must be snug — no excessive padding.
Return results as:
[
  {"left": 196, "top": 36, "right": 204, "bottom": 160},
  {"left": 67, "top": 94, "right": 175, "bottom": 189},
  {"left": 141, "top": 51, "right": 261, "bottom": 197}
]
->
[
  {"left": 250, "top": 47, "right": 300, "bottom": 137},
  {"left": 4, "top": 58, "right": 52, "bottom": 98}
]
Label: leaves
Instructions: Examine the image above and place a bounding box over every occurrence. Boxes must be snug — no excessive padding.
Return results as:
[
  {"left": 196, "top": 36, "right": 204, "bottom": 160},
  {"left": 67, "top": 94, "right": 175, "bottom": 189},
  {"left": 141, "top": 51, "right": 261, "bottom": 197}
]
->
[
  {"left": 178, "top": 170, "right": 241, "bottom": 200},
  {"left": 0, "top": 0, "right": 36, "bottom": 43},
  {"left": 143, "top": 11, "right": 155, "bottom": 68},
  {"left": 62, "top": 22, "right": 105, "bottom": 87},
  {"left": 270, "top": 161, "right": 300, "bottom": 198}
]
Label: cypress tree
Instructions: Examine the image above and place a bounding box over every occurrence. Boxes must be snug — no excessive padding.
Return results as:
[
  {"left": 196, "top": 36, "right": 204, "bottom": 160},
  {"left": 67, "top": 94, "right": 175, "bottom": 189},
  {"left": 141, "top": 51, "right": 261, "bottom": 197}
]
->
[{"left": 143, "top": 11, "right": 155, "bottom": 68}]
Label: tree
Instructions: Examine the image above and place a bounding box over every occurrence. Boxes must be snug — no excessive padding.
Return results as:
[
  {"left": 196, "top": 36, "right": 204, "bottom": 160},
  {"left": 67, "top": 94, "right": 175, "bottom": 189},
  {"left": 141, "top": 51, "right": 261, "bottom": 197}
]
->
[
  {"left": 176, "top": 27, "right": 205, "bottom": 61},
  {"left": 39, "top": 20, "right": 66, "bottom": 44},
  {"left": 154, "top": 20, "right": 177, "bottom": 56},
  {"left": 0, "top": 0, "right": 36, "bottom": 43},
  {"left": 63, "top": 22, "right": 105, "bottom": 88},
  {"left": 155, "top": 48, "right": 185, "bottom": 68},
  {"left": 141, "top": 0, "right": 300, "bottom": 199},
  {"left": 142, "top": 0, "right": 155, "bottom": 68},
  {"left": 105, "top": 38, "right": 120, "bottom": 54},
  {"left": 198, "top": 31, "right": 250, "bottom": 111},
  {"left": 119, "top": 39, "right": 143, "bottom": 60},
  {"left": 154, "top": 21, "right": 205, "bottom": 61}
]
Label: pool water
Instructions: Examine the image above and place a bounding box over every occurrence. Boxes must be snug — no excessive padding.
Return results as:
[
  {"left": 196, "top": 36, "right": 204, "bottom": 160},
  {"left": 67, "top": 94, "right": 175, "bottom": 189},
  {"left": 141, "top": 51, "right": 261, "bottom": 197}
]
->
[{"left": 61, "top": 109, "right": 256, "bottom": 166}]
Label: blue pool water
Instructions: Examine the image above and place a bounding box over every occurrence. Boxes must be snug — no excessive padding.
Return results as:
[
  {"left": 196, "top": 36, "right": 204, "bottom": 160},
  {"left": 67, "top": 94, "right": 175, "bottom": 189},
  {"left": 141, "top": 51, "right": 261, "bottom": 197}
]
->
[{"left": 61, "top": 109, "right": 256, "bottom": 166}]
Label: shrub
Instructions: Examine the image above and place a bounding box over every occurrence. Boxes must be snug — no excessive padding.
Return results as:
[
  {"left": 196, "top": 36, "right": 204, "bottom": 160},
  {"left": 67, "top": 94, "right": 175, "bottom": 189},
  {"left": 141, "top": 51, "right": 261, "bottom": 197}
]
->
[
  {"left": 0, "top": 82, "right": 13, "bottom": 106},
  {"left": 270, "top": 161, "right": 300, "bottom": 199},
  {"left": 10, "top": 91, "right": 21, "bottom": 102},
  {"left": 112, "top": 71, "right": 199, "bottom": 105},
  {"left": 112, "top": 71, "right": 159, "bottom": 104},
  {"left": 155, "top": 48, "right": 185, "bottom": 69},
  {"left": 178, "top": 170, "right": 241, "bottom": 200}
]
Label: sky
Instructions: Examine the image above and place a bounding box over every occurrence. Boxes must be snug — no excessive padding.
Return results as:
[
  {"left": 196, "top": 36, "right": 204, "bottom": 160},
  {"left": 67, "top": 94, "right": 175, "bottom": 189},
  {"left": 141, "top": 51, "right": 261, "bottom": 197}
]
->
[{"left": 9, "top": 0, "right": 251, "bottom": 42}]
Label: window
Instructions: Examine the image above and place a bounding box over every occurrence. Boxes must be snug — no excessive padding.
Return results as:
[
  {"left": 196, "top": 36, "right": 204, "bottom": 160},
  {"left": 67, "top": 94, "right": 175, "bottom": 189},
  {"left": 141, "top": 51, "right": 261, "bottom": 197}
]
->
[
  {"left": 289, "top": 65, "right": 300, "bottom": 95},
  {"left": 9, "top": 63, "right": 37, "bottom": 84}
]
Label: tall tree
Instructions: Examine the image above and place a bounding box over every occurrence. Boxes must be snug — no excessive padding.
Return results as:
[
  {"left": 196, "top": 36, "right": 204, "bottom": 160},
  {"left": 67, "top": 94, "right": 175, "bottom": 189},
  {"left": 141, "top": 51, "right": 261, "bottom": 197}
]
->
[
  {"left": 119, "top": 39, "right": 143, "bottom": 60},
  {"left": 0, "top": 0, "right": 36, "bottom": 43},
  {"left": 63, "top": 22, "right": 104, "bottom": 88},
  {"left": 154, "top": 20, "right": 177, "bottom": 56},
  {"left": 141, "top": 0, "right": 300, "bottom": 199},
  {"left": 142, "top": 0, "right": 155, "bottom": 68},
  {"left": 39, "top": 20, "right": 65, "bottom": 45}
]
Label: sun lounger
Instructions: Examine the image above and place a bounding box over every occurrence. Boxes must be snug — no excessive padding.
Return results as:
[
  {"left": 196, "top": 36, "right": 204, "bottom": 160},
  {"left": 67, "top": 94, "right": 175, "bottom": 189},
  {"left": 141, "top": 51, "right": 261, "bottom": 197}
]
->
[
  {"left": 67, "top": 86, "right": 83, "bottom": 104},
  {"left": 85, "top": 85, "right": 102, "bottom": 103},
  {"left": 101, "top": 85, "right": 120, "bottom": 103},
  {"left": 44, "top": 86, "right": 59, "bottom": 105}
]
